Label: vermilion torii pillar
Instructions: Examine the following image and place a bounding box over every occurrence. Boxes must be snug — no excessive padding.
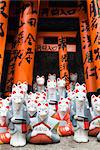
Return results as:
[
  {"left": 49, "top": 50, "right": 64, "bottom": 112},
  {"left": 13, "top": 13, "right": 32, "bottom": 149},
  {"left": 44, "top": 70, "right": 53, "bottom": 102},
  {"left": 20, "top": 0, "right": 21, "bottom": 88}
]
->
[
  {"left": 4, "top": 43, "right": 17, "bottom": 96},
  {"left": 80, "top": 14, "right": 96, "bottom": 93},
  {"left": 14, "top": 0, "right": 40, "bottom": 89},
  {"left": 0, "top": 0, "right": 10, "bottom": 94},
  {"left": 87, "top": 0, "right": 100, "bottom": 91},
  {"left": 58, "top": 36, "right": 70, "bottom": 90}
]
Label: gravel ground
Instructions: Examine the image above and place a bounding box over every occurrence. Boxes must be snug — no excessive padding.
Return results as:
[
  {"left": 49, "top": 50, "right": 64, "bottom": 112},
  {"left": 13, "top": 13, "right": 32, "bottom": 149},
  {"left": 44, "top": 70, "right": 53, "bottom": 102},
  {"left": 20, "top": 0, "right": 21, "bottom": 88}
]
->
[{"left": 0, "top": 136, "right": 99, "bottom": 150}]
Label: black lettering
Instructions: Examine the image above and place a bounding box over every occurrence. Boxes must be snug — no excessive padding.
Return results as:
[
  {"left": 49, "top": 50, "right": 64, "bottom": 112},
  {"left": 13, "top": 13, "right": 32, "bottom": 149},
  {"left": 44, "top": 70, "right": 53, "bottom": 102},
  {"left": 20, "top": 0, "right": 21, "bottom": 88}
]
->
[
  {"left": 0, "top": 23, "right": 4, "bottom": 37},
  {"left": 0, "top": 1, "right": 8, "bottom": 18},
  {"left": 27, "top": 18, "right": 36, "bottom": 27}
]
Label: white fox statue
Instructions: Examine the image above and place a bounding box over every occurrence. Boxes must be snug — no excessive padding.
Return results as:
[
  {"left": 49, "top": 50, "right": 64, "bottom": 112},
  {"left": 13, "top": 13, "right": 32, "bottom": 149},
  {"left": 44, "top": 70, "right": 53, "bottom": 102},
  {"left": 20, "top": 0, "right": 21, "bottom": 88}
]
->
[
  {"left": 70, "top": 83, "right": 90, "bottom": 143},
  {"left": 89, "top": 95, "right": 100, "bottom": 142},
  {"left": 27, "top": 100, "right": 60, "bottom": 144},
  {"left": 7, "top": 84, "right": 30, "bottom": 147}
]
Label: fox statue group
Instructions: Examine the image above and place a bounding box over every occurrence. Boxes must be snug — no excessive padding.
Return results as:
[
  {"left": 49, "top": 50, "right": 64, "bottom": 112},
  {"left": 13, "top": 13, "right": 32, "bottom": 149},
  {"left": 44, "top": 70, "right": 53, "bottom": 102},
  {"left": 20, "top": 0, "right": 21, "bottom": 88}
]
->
[{"left": 0, "top": 74, "right": 99, "bottom": 146}]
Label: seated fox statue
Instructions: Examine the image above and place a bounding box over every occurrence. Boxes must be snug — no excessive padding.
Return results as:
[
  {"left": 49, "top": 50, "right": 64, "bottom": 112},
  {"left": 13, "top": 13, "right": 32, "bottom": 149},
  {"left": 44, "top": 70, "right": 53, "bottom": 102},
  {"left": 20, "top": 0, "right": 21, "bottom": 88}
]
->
[
  {"left": 88, "top": 95, "right": 100, "bottom": 142},
  {"left": 17, "top": 81, "right": 28, "bottom": 104},
  {"left": 53, "top": 97, "right": 74, "bottom": 136},
  {"left": 7, "top": 84, "right": 30, "bottom": 147},
  {"left": 0, "top": 97, "right": 11, "bottom": 144},
  {"left": 27, "top": 100, "right": 60, "bottom": 144},
  {"left": 67, "top": 89, "right": 75, "bottom": 104},
  {"left": 35, "top": 91, "right": 47, "bottom": 103},
  {"left": 26, "top": 92, "right": 38, "bottom": 120},
  {"left": 70, "top": 83, "right": 91, "bottom": 143},
  {"left": 57, "top": 78, "right": 67, "bottom": 100},
  {"left": 47, "top": 79, "right": 58, "bottom": 116},
  {"left": 70, "top": 73, "right": 78, "bottom": 91},
  {"left": 36, "top": 75, "right": 45, "bottom": 93}
]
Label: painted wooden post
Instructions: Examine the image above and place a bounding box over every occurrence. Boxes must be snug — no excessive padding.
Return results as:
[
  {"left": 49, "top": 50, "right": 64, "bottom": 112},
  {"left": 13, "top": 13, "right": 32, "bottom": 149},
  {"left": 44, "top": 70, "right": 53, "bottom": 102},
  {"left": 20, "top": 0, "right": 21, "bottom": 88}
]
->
[
  {"left": 0, "top": 0, "right": 10, "bottom": 94},
  {"left": 4, "top": 43, "right": 18, "bottom": 96},
  {"left": 14, "top": 0, "right": 40, "bottom": 89},
  {"left": 58, "top": 36, "right": 70, "bottom": 89},
  {"left": 80, "top": 14, "right": 97, "bottom": 92},
  {"left": 87, "top": 0, "right": 100, "bottom": 91}
]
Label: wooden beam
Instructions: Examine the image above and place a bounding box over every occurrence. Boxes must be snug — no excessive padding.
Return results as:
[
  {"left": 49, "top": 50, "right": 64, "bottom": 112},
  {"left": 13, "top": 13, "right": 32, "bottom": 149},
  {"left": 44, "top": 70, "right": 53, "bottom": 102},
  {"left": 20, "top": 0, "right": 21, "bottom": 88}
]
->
[
  {"left": 37, "top": 31, "right": 77, "bottom": 38},
  {"left": 39, "top": 7, "right": 80, "bottom": 18},
  {"left": 36, "top": 36, "right": 76, "bottom": 52},
  {"left": 36, "top": 44, "right": 76, "bottom": 52}
]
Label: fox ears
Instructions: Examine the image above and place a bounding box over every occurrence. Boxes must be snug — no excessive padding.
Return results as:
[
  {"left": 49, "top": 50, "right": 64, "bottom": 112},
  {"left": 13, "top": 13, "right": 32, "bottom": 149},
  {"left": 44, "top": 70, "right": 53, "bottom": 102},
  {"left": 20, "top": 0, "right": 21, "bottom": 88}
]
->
[
  {"left": 36, "top": 75, "right": 45, "bottom": 79},
  {"left": 48, "top": 73, "right": 56, "bottom": 77}
]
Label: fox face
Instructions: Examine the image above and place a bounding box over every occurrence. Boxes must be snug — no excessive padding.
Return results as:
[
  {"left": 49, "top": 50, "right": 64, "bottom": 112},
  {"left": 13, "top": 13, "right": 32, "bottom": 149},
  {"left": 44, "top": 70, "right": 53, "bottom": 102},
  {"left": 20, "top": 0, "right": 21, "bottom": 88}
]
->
[
  {"left": 47, "top": 79, "right": 56, "bottom": 89},
  {"left": 17, "top": 81, "right": 28, "bottom": 93},
  {"left": 67, "top": 89, "right": 75, "bottom": 100},
  {"left": 58, "top": 97, "right": 71, "bottom": 113},
  {"left": 74, "top": 83, "right": 87, "bottom": 102},
  {"left": 0, "top": 98, "right": 10, "bottom": 117},
  {"left": 48, "top": 73, "right": 56, "bottom": 81},
  {"left": 91, "top": 95, "right": 100, "bottom": 115},
  {"left": 70, "top": 73, "right": 77, "bottom": 82},
  {"left": 11, "top": 87, "right": 24, "bottom": 111},
  {"left": 57, "top": 78, "right": 66, "bottom": 88},
  {"left": 36, "top": 76, "right": 45, "bottom": 85},
  {"left": 27, "top": 100, "right": 37, "bottom": 116},
  {"left": 37, "top": 101, "right": 49, "bottom": 121}
]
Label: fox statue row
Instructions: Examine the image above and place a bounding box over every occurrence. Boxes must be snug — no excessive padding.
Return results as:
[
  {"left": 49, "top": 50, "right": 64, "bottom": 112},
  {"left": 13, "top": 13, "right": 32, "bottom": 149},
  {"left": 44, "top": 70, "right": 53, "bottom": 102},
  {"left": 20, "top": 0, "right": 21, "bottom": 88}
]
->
[{"left": 0, "top": 74, "right": 99, "bottom": 146}]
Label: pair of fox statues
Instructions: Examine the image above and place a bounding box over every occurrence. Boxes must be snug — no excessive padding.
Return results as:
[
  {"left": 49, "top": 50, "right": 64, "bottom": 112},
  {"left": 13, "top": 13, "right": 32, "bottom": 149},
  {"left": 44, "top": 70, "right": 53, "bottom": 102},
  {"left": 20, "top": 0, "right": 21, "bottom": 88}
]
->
[{"left": 0, "top": 73, "right": 99, "bottom": 147}]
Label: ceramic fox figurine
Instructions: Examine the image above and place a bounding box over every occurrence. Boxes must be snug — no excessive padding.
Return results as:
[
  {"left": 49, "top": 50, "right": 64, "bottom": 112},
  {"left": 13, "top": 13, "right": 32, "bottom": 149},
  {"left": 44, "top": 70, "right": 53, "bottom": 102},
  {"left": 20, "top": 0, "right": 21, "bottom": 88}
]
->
[
  {"left": 26, "top": 92, "right": 38, "bottom": 120},
  {"left": 53, "top": 97, "right": 74, "bottom": 136},
  {"left": 36, "top": 75, "right": 45, "bottom": 93},
  {"left": 70, "top": 83, "right": 90, "bottom": 143},
  {"left": 47, "top": 79, "right": 58, "bottom": 116},
  {"left": 48, "top": 73, "right": 56, "bottom": 81},
  {"left": 70, "top": 73, "right": 78, "bottom": 91},
  {"left": 27, "top": 100, "right": 60, "bottom": 144},
  {"left": 67, "top": 89, "right": 75, "bottom": 104},
  {"left": 57, "top": 78, "right": 67, "bottom": 100},
  {"left": 17, "top": 81, "right": 28, "bottom": 104},
  {"left": 7, "top": 85, "right": 30, "bottom": 147},
  {"left": 35, "top": 91, "right": 47, "bottom": 103},
  {"left": 88, "top": 95, "right": 100, "bottom": 142},
  {"left": 0, "top": 97, "right": 11, "bottom": 144}
]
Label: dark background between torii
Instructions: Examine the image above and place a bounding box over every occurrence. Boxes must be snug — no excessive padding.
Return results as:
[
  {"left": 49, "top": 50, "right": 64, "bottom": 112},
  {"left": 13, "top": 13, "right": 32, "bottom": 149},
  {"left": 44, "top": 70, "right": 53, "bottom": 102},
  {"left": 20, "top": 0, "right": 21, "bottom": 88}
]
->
[{"left": 1, "top": 0, "right": 87, "bottom": 93}]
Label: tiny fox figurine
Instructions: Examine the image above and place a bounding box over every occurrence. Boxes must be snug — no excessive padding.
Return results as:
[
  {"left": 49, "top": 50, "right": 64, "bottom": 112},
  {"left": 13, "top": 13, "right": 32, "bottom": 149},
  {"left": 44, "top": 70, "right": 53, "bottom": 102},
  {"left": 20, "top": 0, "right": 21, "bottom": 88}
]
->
[
  {"left": 36, "top": 75, "right": 45, "bottom": 93},
  {"left": 70, "top": 73, "right": 78, "bottom": 91},
  {"left": 17, "top": 81, "right": 28, "bottom": 104},
  {"left": 88, "top": 95, "right": 100, "bottom": 142},
  {"left": 26, "top": 92, "right": 38, "bottom": 120},
  {"left": 57, "top": 78, "right": 67, "bottom": 100},
  {"left": 27, "top": 100, "right": 60, "bottom": 144},
  {"left": 47, "top": 79, "right": 58, "bottom": 116},
  {"left": 70, "top": 83, "right": 90, "bottom": 143},
  {"left": 67, "top": 89, "right": 75, "bottom": 104},
  {"left": 53, "top": 97, "right": 74, "bottom": 136},
  {"left": 48, "top": 73, "right": 56, "bottom": 81}
]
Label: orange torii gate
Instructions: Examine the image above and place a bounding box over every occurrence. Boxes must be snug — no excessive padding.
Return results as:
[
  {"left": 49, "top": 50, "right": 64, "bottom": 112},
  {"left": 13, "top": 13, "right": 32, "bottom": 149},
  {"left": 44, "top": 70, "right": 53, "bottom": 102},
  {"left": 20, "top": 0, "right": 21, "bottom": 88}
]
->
[
  {"left": 36, "top": 31, "right": 77, "bottom": 90},
  {"left": 4, "top": 2, "right": 98, "bottom": 95},
  {"left": 37, "top": 5, "right": 98, "bottom": 93},
  {"left": 4, "top": 31, "right": 76, "bottom": 95},
  {"left": 36, "top": 32, "right": 76, "bottom": 53}
]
